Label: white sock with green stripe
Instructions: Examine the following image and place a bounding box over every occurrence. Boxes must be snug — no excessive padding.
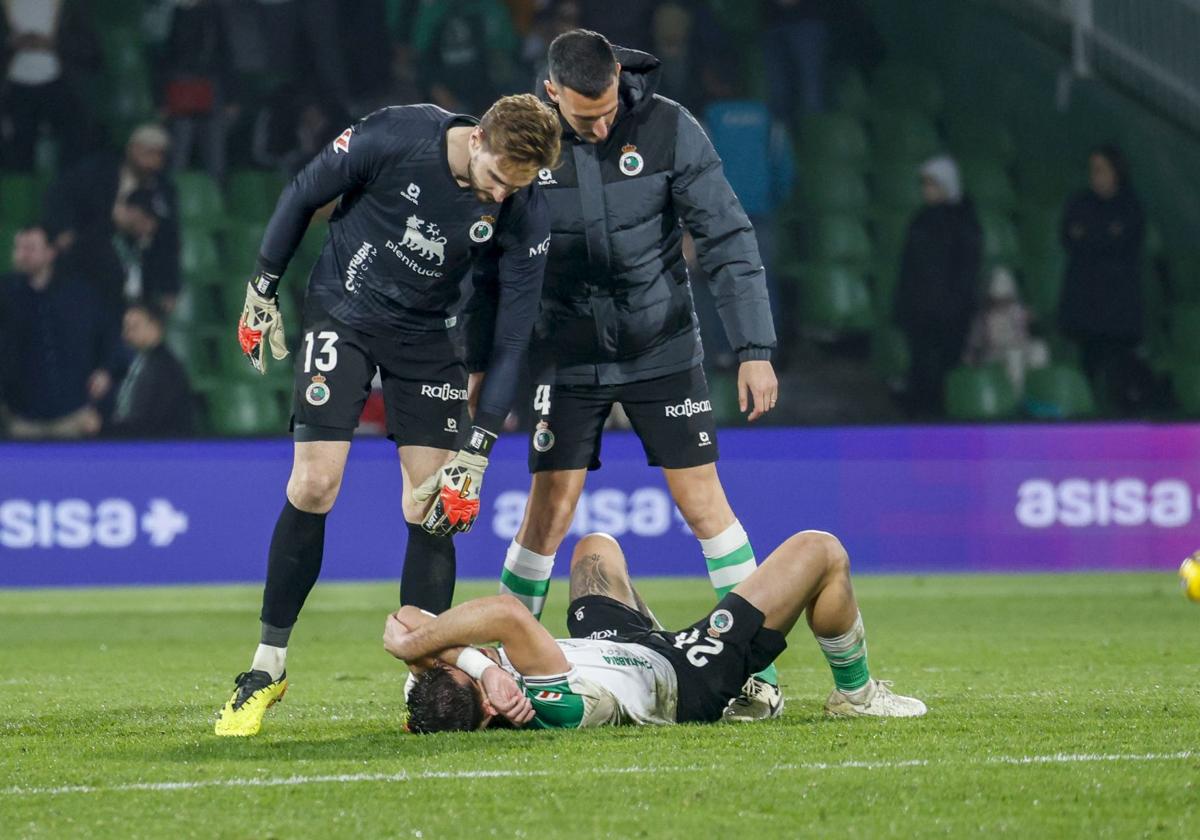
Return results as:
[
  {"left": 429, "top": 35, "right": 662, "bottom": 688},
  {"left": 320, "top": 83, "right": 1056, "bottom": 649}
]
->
[
  {"left": 817, "top": 612, "right": 871, "bottom": 696},
  {"left": 499, "top": 541, "right": 554, "bottom": 620},
  {"left": 699, "top": 520, "right": 778, "bottom": 686}
]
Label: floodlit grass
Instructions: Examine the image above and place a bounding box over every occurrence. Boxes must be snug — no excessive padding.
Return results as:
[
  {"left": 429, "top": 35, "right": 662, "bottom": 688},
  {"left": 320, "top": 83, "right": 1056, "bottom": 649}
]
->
[{"left": 1, "top": 573, "right": 1197, "bottom": 838}]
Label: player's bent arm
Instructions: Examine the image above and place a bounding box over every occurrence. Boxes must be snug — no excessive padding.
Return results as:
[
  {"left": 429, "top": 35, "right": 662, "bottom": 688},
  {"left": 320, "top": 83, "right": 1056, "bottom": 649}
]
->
[{"left": 385, "top": 595, "right": 569, "bottom": 676}]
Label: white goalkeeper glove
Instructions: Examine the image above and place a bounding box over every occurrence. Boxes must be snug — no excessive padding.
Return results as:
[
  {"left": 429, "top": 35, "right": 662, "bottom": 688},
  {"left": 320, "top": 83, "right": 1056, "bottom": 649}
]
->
[
  {"left": 238, "top": 277, "right": 288, "bottom": 374},
  {"left": 412, "top": 427, "right": 496, "bottom": 536}
]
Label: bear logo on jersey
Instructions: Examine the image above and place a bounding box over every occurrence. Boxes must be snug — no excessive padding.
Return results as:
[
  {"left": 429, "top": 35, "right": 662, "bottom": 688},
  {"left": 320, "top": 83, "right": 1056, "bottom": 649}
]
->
[{"left": 401, "top": 215, "right": 447, "bottom": 265}]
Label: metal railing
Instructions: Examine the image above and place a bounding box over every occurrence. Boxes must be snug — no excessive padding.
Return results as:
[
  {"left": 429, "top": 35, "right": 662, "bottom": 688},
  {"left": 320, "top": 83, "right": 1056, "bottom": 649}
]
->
[{"left": 981, "top": 0, "right": 1200, "bottom": 135}]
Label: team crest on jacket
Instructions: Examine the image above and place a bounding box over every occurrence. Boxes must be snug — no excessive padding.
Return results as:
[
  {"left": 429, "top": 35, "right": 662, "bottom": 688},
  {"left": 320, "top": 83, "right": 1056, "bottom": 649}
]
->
[
  {"left": 333, "top": 128, "right": 352, "bottom": 154},
  {"left": 469, "top": 214, "right": 495, "bottom": 243},
  {"left": 306, "top": 374, "right": 331, "bottom": 406},
  {"left": 533, "top": 420, "right": 556, "bottom": 452},
  {"left": 619, "top": 144, "right": 644, "bottom": 176}
]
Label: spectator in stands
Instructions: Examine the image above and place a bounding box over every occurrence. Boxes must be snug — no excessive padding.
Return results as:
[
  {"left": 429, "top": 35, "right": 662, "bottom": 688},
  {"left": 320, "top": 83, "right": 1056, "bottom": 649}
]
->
[
  {"left": 43, "top": 124, "right": 180, "bottom": 318},
  {"left": 0, "top": 225, "right": 118, "bottom": 439},
  {"left": 412, "top": 0, "right": 519, "bottom": 115},
  {"left": 105, "top": 301, "right": 194, "bottom": 438},
  {"left": 523, "top": 0, "right": 581, "bottom": 92},
  {"left": 0, "top": 0, "right": 98, "bottom": 171},
  {"left": 963, "top": 266, "right": 1048, "bottom": 394},
  {"left": 762, "top": 0, "right": 833, "bottom": 122},
  {"left": 100, "top": 187, "right": 182, "bottom": 313},
  {"left": 1058, "top": 144, "right": 1147, "bottom": 413},
  {"left": 250, "top": 86, "right": 350, "bottom": 175},
  {"left": 161, "top": 0, "right": 238, "bottom": 185},
  {"left": 648, "top": 1, "right": 728, "bottom": 115},
  {"left": 578, "top": 0, "right": 654, "bottom": 52},
  {"left": 253, "top": 0, "right": 351, "bottom": 108},
  {"left": 894, "top": 155, "right": 982, "bottom": 417}
]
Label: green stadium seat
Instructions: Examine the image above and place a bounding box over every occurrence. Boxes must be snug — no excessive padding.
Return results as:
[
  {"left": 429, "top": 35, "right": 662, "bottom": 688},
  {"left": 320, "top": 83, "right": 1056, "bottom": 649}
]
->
[
  {"left": 1021, "top": 255, "right": 1064, "bottom": 321},
  {"left": 979, "top": 211, "right": 1021, "bottom": 268},
  {"left": 871, "top": 325, "right": 910, "bottom": 385},
  {"left": 181, "top": 230, "right": 221, "bottom": 284},
  {"left": 870, "top": 62, "right": 944, "bottom": 115},
  {"left": 176, "top": 171, "right": 226, "bottom": 230},
  {"left": 1017, "top": 205, "right": 1061, "bottom": 259},
  {"left": 1024, "top": 364, "right": 1095, "bottom": 419},
  {"left": 204, "top": 382, "right": 285, "bottom": 436},
  {"left": 800, "top": 264, "right": 875, "bottom": 334},
  {"left": 807, "top": 215, "right": 872, "bottom": 265},
  {"left": 1045, "top": 334, "right": 1080, "bottom": 366},
  {"left": 796, "top": 114, "right": 869, "bottom": 165},
  {"left": 832, "top": 68, "right": 872, "bottom": 116},
  {"left": 866, "top": 109, "right": 941, "bottom": 166},
  {"left": 798, "top": 165, "right": 869, "bottom": 215},
  {"left": 223, "top": 222, "right": 268, "bottom": 278},
  {"left": 1169, "top": 306, "right": 1200, "bottom": 360},
  {"left": 871, "top": 165, "right": 921, "bottom": 215},
  {"left": 227, "top": 171, "right": 286, "bottom": 222},
  {"left": 1015, "top": 157, "right": 1078, "bottom": 208},
  {"left": 961, "top": 157, "right": 1017, "bottom": 212},
  {"left": 944, "top": 111, "right": 1017, "bottom": 164},
  {"left": 0, "top": 173, "right": 42, "bottom": 225},
  {"left": 1168, "top": 254, "right": 1200, "bottom": 303},
  {"left": 1171, "top": 364, "right": 1200, "bottom": 415},
  {"left": 0, "top": 224, "right": 19, "bottom": 270},
  {"left": 707, "top": 371, "right": 742, "bottom": 426},
  {"left": 945, "top": 364, "right": 1019, "bottom": 420}
]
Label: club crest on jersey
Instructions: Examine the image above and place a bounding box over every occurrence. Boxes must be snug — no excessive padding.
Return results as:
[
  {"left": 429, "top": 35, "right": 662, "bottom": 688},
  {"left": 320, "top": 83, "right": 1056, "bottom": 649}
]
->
[
  {"left": 306, "top": 374, "right": 331, "bottom": 406},
  {"left": 469, "top": 215, "right": 495, "bottom": 243},
  {"left": 708, "top": 608, "right": 734, "bottom": 637},
  {"left": 619, "top": 144, "right": 644, "bottom": 176},
  {"left": 333, "top": 127, "right": 353, "bottom": 154},
  {"left": 533, "top": 420, "right": 556, "bottom": 452}
]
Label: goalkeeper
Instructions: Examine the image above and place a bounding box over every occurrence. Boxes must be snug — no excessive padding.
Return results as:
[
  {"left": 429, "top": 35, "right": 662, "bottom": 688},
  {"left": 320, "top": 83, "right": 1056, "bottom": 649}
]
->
[
  {"left": 215, "top": 95, "right": 561, "bottom": 737},
  {"left": 386, "top": 530, "right": 927, "bottom": 732}
]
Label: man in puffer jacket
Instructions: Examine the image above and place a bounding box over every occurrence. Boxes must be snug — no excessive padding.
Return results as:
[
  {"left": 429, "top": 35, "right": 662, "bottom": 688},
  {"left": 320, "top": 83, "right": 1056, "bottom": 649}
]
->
[{"left": 469, "top": 29, "right": 782, "bottom": 720}]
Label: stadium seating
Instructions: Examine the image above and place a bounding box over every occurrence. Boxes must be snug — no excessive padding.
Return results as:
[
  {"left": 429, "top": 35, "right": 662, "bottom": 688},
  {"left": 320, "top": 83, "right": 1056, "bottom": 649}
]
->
[
  {"left": 870, "top": 165, "right": 922, "bottom": 217},
  {"left": 979, "top": 211, "right": 1021, "bottom": 268},
  {"left": 1024, "top": 364, "right": 1095, "bottom": 419},
  {"left": 960, "top": 157, "right": 1017, "bottom": 212},
  {"left": 832, "top": 68, "right": 872, "bottom": 117},
  {"left": 798, "top": 165, "right": 870, "bottom": 215},
  {"left": 1170, "top": 363, "right": 1200, "bottom": 415},
  {"left": 227, "top": 171, "right": 286, "bottom": 223},
  {"left": 205, "top": 382, "right": 285, "bottom": 436},
  {"left": 870, "top": 62, "right": 944, "bottom": 116},
  {"left": 0, "top": 173, "right": 43, "bottom": 226},
  {"left": 865, "top": 109, "right": 941, "bottom": 167},
  {"left": 800, "top": 263, "right": 875, "bottom": 335},
  {"left": 176, "top": 171, "right": 227, "bottom": 231},
  {"left": 944, "top": 111, "right": 1017, "bottom": 164},
  {"left": 871, "top": 325, "right": 911, "bottom": 386},
  {"left": 945, "top": 365, "right": 1019, "bottom": 420},
  {"left": 181, "top": 229, "right": 222, "bottom": 284},
  {"left": 796, "top": 113, "right": 870, "bottom": 165},
  {"left": 807, "top": 214, "right": 873, "bottom": 266}
]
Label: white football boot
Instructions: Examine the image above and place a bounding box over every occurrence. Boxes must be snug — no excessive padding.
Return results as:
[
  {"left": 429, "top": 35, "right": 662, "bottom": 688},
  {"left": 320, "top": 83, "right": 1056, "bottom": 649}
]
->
[
  {"left": 824, "top": 679, "right": 927, "bottom": 718},
  {"left": 723, "top": 676, "right": 785, "bottom": 722}
]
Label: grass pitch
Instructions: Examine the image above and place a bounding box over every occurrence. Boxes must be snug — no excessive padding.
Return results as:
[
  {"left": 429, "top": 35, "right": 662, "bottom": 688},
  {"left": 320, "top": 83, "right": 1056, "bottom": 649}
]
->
[{"left": 1, "top": 573, "right": 1197, "bottom": 838}]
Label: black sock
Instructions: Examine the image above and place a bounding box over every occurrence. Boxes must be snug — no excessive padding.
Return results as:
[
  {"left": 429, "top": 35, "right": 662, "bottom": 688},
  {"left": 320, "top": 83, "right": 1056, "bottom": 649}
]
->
[
  {"left": 400, "top": 523, "right": 456, "bottom": 613},
  {"left": 260, "top": 501, "right": 328, "bottom": 630}
]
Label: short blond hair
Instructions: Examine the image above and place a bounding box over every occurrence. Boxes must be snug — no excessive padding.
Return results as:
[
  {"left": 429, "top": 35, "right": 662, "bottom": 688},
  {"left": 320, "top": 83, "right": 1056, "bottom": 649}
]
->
[{"left": 479, "top": 94, "right": 562, "bottom": 180}]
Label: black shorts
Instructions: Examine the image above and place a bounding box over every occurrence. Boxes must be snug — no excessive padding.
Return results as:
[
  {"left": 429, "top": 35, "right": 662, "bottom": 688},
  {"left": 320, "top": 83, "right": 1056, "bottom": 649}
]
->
[
  {"left": 566, "top": 592, "right": 787, "bottom": 724},
  {"left": 290, "top": 298, "right": 468, "bottom": 447},
  {"left": 528, "top": 366, "right": 719, "bottom": 472}
]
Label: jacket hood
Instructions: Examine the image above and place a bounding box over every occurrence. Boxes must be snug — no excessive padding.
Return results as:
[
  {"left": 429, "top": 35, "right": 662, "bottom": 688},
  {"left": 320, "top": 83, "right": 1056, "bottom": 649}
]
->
[{"left": 613, "top": 47, "right": 662, "bottom": 113}]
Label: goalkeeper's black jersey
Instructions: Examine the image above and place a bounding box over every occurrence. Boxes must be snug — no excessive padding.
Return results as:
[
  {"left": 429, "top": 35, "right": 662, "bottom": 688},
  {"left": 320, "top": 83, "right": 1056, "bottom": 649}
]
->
[{"left": 256, "top": 104, "right": 550, "bottom": 433}]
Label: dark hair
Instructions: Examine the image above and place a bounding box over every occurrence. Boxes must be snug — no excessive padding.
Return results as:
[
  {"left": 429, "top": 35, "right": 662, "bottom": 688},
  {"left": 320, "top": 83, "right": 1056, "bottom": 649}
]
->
[
  {"left": 405, "top": 667, "right": 483, "bottom": 734},
  {"left": 1090, "top": 144, "right": 1132, "bottom": 193},
  {"left": 126, "top": 300, "right": 166, "bottom": 326},
  {"left": 548, "top": 29, "right": 618, "bottom": 99}
]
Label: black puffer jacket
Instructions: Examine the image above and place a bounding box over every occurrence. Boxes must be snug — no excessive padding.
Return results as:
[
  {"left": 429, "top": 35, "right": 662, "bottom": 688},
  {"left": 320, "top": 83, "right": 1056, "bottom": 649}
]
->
[{"left": 470, "top": 48, "right": 775, "bottom": 385}]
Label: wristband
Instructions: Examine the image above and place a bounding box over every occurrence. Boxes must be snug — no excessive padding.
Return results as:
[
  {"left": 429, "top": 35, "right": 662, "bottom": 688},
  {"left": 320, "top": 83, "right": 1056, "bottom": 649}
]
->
[
  {"left": 455, "top": 647, "right": 496, "bottom": 680},
  {"left": 465, "top": 425, "right": 498, "bottom": 457},
  {"left": 251, "top": 263, "right": 281, "bottom": 298}
]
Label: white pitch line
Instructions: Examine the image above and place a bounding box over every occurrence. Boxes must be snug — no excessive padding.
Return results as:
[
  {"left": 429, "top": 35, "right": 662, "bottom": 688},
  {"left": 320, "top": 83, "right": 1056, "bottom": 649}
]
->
[{"left": 2, "top": 751, "right": 1194, "bottom": 798}]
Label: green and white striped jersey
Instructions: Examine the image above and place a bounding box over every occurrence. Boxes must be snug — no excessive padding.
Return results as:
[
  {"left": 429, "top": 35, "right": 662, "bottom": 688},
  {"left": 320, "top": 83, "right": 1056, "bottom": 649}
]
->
[{"left": 499, "top": 638, "right": 679, "bottom": 729}]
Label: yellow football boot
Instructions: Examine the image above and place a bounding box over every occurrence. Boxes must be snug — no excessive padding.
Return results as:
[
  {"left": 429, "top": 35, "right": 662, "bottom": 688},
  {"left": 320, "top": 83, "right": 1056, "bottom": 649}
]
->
[{"left": 214, "top": 670, "right": 287, "bottom": 736}]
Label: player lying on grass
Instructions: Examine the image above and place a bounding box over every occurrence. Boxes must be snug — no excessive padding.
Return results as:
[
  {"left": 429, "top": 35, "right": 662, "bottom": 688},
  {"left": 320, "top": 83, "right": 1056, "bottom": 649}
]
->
[{"left": 383, "top": 530, "right": 926, "bottom": 731}]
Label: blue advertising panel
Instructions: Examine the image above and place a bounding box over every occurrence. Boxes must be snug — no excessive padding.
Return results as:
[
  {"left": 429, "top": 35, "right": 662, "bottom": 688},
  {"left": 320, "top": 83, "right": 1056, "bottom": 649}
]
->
[{"left": 1, "top": 424, "right": 1196, "bottom": 587}]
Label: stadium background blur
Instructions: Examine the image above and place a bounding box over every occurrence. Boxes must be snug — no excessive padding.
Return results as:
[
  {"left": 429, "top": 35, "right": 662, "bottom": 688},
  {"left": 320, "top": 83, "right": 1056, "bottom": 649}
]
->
[{"left": 4, "top": 0, "right": 1200, "bottom": 439}]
